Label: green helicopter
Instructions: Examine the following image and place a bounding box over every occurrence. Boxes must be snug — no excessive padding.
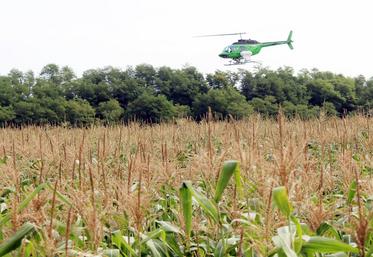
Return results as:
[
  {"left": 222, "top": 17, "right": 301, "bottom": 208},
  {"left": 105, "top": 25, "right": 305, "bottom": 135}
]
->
[{"left": 196, "top": 31, "right": 293, "bottom": 65}]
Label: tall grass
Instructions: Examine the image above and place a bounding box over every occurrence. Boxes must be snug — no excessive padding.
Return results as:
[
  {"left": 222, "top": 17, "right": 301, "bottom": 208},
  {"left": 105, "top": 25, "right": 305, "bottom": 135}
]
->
[{"left": 0, "top": 114, "right": 372, "bottom": 256}]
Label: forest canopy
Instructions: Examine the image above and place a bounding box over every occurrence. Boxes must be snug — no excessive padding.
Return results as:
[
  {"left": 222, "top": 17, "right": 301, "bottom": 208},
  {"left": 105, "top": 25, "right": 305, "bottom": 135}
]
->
[{"left": 0, "top": 64, "right": 372, "bottom": 126}]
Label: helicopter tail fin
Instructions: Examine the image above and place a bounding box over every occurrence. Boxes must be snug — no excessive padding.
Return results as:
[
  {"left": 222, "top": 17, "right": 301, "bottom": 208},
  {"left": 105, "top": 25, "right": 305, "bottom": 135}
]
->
[{"left": 287, "top": 30, "right": 294, "bottom": 49}]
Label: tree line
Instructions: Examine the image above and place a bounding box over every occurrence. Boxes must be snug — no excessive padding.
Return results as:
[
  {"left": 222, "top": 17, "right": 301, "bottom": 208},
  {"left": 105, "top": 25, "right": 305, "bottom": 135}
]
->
[{"left": 0, "top": 64, "right": 372, "bottom": 126}]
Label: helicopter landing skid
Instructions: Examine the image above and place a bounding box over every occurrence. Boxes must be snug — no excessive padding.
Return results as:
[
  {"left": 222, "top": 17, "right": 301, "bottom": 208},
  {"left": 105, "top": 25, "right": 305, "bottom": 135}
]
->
[{"left": 224, "top": 60, "right": 261, "bottom": 66}]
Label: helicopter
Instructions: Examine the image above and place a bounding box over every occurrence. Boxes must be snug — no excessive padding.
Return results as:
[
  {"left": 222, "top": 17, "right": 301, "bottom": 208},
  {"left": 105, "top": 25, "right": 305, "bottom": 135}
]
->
[{"left": 196, "top": 31, "right": 293, "bottom": 65}]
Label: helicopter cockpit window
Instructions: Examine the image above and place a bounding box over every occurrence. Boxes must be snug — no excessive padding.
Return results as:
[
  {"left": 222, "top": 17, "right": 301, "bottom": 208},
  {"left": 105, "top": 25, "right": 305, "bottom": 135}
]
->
[{"left": 224, "top": 46, "right": 232, "bottom": 53}]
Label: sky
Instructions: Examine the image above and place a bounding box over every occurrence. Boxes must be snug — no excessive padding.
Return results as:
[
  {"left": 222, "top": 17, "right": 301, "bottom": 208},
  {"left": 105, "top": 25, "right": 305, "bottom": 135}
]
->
[{"left": 1, "top": 0, "right": 372, "bottom": 78}]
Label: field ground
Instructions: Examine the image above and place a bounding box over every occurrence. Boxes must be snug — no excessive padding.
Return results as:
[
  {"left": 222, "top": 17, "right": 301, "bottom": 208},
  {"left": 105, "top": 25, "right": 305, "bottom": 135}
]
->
[{"left": 0, "top": 115, "right": 372, "bottom": 256}]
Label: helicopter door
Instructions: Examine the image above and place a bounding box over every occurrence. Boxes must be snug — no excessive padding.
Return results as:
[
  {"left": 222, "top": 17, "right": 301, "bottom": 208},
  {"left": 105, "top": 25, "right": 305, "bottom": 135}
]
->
[{"left": 240, "top": 50, "right": 252, "bottom": 61}]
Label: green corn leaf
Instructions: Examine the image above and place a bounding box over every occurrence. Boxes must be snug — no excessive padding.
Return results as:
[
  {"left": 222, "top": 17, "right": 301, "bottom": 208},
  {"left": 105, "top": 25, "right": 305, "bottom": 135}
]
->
[
  {"left": 366, "top": 242, "right": 373, "bottom": 257},
  {"left": 111, "top": 231, "right": 136, "bottom": 256},
  {"left": 290, "top": 216, "right": 303, "bottom": 254},
  {"left": 267, "top": 247, "right": 284, "bottom": 257},
  {"left": 347, "top": 180, "right": 357, "bottom": 204},
  {"left": 0, "top": 222, "right": 35, "bottom": 256},
  {"left": 316, "top": 222, "right": 341, "bottom": 239},
  {"left": 214, "top": 160, "right": 239, "bottom": 203},
  {"left": 272, "top": 225, "right": 297, "bottom": 257},
  {"left": 156, "top": 221, "right": 182, "bottom": 234},
  {"left": 140, "top": 228, "right": 164, "bottom": 245},
  {"left": 325, "top": 252, "right": 349, "bottom": 257},
  {"left": 24, "top": 240, "right": 36, "bottom": 257},
  {"left": 272, "top": 236, "right": 297, "bottom": 257},
  {"left": 185, "top": 182, "right": 219, "bottom": 223},
  {"left": 0, "top": 183, "right": 47, "bottom": 226},
  {"left": 159, "top": 232, "right": 183, "bottom": 257},
  {"left": 214, "top": 237, "right": 240, "bottom": 257},
  {"left": 46, "top": 183, "right": 73, "bottom": 207},
  {"left": 0, "top": 188, "right": 14, "bottom": 198},
  {"left": 214, "top": 239, "right": 225, "bottom": 257},
  {"left": 302, "top": 236, "right": 359, "bottom": 253},
  {"left": 272, "top": 186, "right": 292, "bottom": 217},
  {"left": 234, "top": 162, "right": 243, "bottom": 199},
  {"left": 179, "top": 181, "right": 193, "bottom": 239},
  {"left": 103, "top": 249, "right": 120, "bottom": 257},
  {"left": 146, "top": 239, "right": 168, "bottom": 257}
]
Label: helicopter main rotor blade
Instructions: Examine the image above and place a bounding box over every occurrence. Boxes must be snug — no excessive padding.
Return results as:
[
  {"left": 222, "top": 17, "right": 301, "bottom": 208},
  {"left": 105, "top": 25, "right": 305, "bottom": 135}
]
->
[{"left": 193, "top": 32, "right": 247, "bottom": 38}]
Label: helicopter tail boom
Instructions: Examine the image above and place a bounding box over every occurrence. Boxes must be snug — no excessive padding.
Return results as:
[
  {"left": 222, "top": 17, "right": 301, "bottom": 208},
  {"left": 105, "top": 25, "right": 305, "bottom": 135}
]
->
[{"left": 258, "top": 31, "right": 294, "bottom": 49}]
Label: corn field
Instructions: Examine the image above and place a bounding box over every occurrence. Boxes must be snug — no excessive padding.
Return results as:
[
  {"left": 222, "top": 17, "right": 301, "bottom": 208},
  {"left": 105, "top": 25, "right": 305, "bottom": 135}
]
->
[{"left": 0, "top": 114, "right": 372, "bottom": 256}]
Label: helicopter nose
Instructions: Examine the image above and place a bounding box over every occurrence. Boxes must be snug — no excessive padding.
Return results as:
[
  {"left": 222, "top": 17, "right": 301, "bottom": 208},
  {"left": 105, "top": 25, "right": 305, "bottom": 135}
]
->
[{"left": 219, "top": 52, "right": 228, "bottom": 58}]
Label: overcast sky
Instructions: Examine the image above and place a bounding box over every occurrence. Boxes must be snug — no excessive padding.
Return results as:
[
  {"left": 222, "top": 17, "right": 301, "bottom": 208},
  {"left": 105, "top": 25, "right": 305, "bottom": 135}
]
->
[{"left": 1, "top": 0, "right": 372, "bottom": 78}]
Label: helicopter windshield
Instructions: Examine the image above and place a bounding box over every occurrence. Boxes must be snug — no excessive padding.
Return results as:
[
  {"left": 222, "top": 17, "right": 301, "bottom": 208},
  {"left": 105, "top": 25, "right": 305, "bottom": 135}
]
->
[{"left": 224, "top": 46, "right": 232, "bottom": 53}]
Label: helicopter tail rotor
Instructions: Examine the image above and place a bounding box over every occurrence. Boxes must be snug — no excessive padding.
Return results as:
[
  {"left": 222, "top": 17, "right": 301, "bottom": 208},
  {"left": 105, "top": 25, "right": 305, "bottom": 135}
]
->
[{"left": 287, "top": 31, "right": 294, "bottom": 50}]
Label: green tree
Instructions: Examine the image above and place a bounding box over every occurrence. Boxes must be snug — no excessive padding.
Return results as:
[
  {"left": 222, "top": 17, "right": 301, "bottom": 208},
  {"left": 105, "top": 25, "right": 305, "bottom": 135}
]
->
[
  {"left": 0, "top": 106, "right": 15, "bottom": 124},
  {"left": 82, "top": 68, "right": 106, "bottom": 84},
  {"left": 240, "top": 67, "right": 309, "bottom": 106},
  {"left": 60, "top": 66, "right": 76, "bottom": 84},
  {"left": 248, "top": 96, "right": 279, "bottom": 117},
  {"left": 306, "top": 79, "right": 344, "bottom": 112},
  {"left": 23, "top": 70, "right": 35, "bottom": 97},
  {"left": 277, "top": 67, "right": 309, "bottom": 105},
  {"left": 40, "top": 64, "right": 62, "bottom": 85},
  {"left": 174, "top": 104, "right": 191, "bottom": 118},
  {"left": 239, "top": 70, "right": 256, "bottom": 100},
  {"left": 322, "top": 102, "right": 338, "bottom": 116},
  {"left": 329, "top": 76, "right": 357, "bottom": 112},
  {"left": 0, "top": 77, "right": 16, "bottom": 106},
  {"left": 282, "top": 101, "right": 297, "bottom": 118},
  {"left": 13, "top": 98, "right": 66, "bottom": 125},
  {"left": 36, "top": 97, "right": 67, "bottom": 124},
  {"left": 359, "top": 78, "right": 373, "bottom": 110},
  {"left": 294, "top": 104, "right": 320, "bottom": 119},
  {"left": 206, "top": 70, "right": 239, "bottom": 89},
  {"left": 240, "top": 68, "right": 287, "bottom": 102},
  {"left": 13, "top": 100, "right": 38, "bottom": 125},
  {"left": 354, "top": 75, "right": 366, "bottom": 107},
  {"left": 282, "top": 101, "right": 319, "bottom": 119},
  {"left": 0, "top": 64, "right": 370, "bottom": 125},
  {"left": 8, "top": 69, "right": 29, "bottom": 100},
  {"left": 164, "top": 66, "right": 208, "bottom": 106},
  {"left": 97, "top": 99, "right": 124, "bottom": 123},
  {"left": 192, "top": 86, "right": 253, "bottom": 119},
  {"left": 126, "top": 92, "right": 175, "bottom": 123},
  {"left": 112, "top": 78, "right": 144, "bottom": 108},
  {"left": 8, "top": 69, "right": 24, "bottom": 85},
  {"left": 32, "top": 80, "right": 63, "bottom": 99},
  {"left": 155, "top": 66, "right": 174, "bottom": 95},
  {"left": 135, "top": 64, "right": 156, "bottom": 87},
  {"left": 65, "top": 99, "right": 95, "bottom": 126},
  {"left": 71, "top": 80, "right": 111, "bottom": 107}
]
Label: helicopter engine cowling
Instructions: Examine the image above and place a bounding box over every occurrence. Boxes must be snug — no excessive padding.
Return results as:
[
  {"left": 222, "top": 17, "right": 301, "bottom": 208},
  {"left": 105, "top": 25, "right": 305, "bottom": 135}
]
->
[{"left": 240, "top": 51, "right": 252, "bottom": 61}]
